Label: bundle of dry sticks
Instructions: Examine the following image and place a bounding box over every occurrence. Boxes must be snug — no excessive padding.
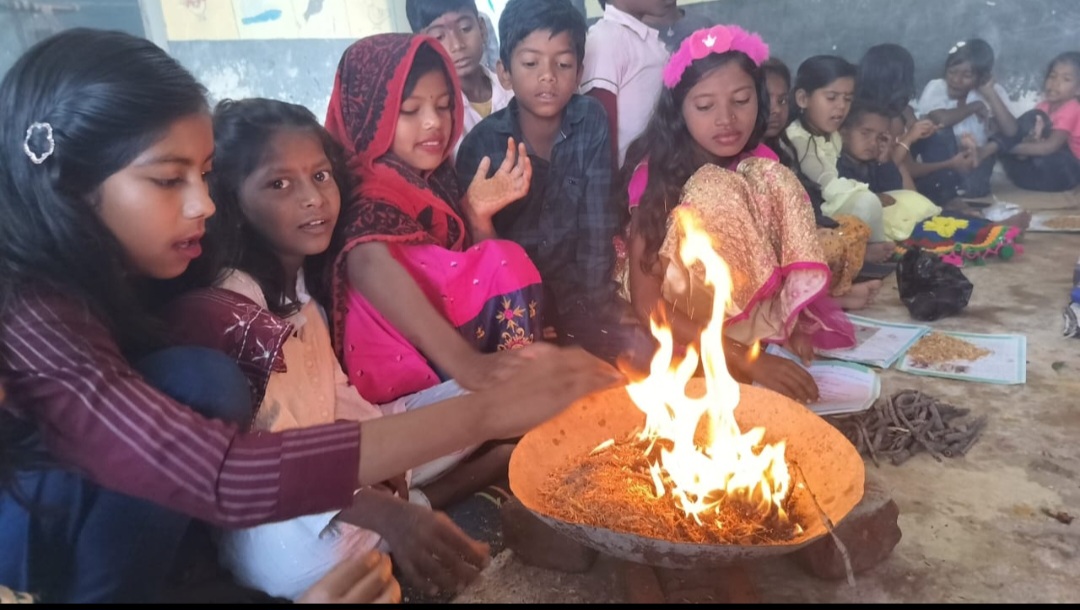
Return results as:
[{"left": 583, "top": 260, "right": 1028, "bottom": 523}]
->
[{"left": 827, "top": 390, "right": 987, "bottom": 466}]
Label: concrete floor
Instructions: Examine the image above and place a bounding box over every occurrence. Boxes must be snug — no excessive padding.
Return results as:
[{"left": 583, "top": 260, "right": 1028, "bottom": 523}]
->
[{"left": 455, "top": 181, "right": 1080, "bottom": 603}]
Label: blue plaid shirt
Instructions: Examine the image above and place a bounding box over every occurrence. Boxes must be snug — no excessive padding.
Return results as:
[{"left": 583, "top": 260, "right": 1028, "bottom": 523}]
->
[{"left": 456, "top": 95, "right": 618, "bottom": 315}]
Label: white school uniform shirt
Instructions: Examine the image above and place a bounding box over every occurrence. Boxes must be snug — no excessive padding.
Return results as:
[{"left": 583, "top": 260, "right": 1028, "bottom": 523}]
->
[
  {"left": 916, "top": 78, "right": 1010, "bottom": 147},
  {"left": 213, "top": 269, "right": 473, "bottom": 600},
  {"left": 459, "top": 65, "right": 515, "bottom": 143},
  {"left": 579, "top": 3, "right": 670, "bottom": 167}
]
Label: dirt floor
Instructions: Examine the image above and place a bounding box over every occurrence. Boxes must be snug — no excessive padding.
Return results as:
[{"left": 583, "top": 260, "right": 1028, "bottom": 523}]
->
[{"left": 455, "top": 179, "right": 1080, "bottom": 604}]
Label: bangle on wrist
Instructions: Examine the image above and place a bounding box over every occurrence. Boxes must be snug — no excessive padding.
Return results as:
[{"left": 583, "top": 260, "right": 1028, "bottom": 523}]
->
[{"left": 896, "top": 139, "right": 911, "bottom": 153}]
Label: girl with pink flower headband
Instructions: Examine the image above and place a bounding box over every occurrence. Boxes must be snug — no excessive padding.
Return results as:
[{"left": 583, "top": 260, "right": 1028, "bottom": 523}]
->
[{"left": 613, "top": 25, "right": 856, "bottom": 405}]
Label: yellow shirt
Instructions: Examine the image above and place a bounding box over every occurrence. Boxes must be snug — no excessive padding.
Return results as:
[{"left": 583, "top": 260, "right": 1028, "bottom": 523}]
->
[{"left": 469, "top": 97, "right": 493, "bottom": 119}]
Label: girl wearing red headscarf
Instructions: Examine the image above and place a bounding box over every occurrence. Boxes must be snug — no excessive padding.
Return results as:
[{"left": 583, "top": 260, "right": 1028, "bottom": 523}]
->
[{"left": 324, "top": 34, "right": 542, "bottom": 404}]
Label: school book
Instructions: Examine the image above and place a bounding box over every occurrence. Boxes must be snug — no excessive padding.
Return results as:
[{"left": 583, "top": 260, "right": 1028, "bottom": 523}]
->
[
  {"left": 763, "top": 345, "right": 881, "bottom": 417},
  {"left": 897, "top": 331, "right": 1027, "bottom": 385},
  {"left": 816, "top": 315, "right": 931, "bottom": 369}
]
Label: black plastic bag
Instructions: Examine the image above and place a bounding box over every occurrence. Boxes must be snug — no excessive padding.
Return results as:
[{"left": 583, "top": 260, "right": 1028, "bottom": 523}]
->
[{"left": 896, "top": 247, "right": 973, "bottom": 321}]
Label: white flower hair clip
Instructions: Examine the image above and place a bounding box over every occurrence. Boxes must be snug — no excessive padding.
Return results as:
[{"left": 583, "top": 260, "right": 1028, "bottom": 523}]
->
[
  {"left": 23, "top": 122, "right": 55, "bottom": 165},
  {"left": 949, "top": 41, "right": 967, "bottom": 55}
]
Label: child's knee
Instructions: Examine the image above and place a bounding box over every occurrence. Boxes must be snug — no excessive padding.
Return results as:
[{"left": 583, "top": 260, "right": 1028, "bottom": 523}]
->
[{"left": 137, "top": 347, "right": 252, "bottom": 426}]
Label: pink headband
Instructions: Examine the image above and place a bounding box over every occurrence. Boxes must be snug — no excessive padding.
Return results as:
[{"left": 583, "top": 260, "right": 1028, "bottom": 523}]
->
[{"left": 663, "top": 25, "right": 770, "bottom": 89}]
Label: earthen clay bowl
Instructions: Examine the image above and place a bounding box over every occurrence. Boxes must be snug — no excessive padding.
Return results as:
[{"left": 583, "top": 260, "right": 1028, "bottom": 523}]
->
[{"left": 510, "top": 382, "right": 865, "bottom": 568}]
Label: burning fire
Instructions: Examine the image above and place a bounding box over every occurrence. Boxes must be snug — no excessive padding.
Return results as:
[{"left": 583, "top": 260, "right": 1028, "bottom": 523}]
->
[{"left": 621, "top": 208, "right": 795, "bottom": 530}]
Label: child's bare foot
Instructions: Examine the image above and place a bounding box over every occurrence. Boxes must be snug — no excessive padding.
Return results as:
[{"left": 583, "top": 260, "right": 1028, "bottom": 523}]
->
[
  {"left": 862, "top": 279, "right": 884, "bottom": 304},
  {"left": 837, "top": 283, "right": 873, "bottom": 310},
  {"left": 865, "top": 241, "right": 895, "bottom": 264}
]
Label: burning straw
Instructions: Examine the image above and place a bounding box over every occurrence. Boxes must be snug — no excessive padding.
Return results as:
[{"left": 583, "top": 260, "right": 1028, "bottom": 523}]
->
[
  {"left": 828, "top": 390, "right": 987, "bottom": 467},
  {"left": 538, "top": 434, "right": 800, "bottom": 546}
]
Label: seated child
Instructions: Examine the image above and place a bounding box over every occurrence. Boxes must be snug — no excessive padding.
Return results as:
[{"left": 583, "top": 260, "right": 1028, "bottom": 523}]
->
[
  {"left": 405, "top": 0, "right": 513, "bottom": 145},
  {"left": 856, "top": 43, "right": 965, "bottom": 194},
  {"left": 913, "top": 39, "right": 1018, "bottom": 203},
  {"left": 619, "top": 25, "right": 857, "bottom": 404},
  {"left": 840, "top": 101, "right": 1024, "bottom": 266},
  {"left": 0, "top": 28, "right": 620, "bottom": 603},
  {"left": 987, "top": 52, "right": 1080, "bottom": 192},
  {"left": 582, "top": 0, "right": 672, "bottom": 166},
  {"left": 166, "top": 98, "right": 516, "bottom": 600},
  {"left": 323, "top": 34, "right": 542, "bottom": 405},
  {"left": 785, "top": 55, "right": 900, "bottom": 263},
  {"left": 456, "top": 0, "right": 652, "bottom": 366},
  {"left": 762, "top": 58, "right": 881, "bottom": 311},
  {"left": 837, "top": 100, "right": 942, "bottom": 242}
]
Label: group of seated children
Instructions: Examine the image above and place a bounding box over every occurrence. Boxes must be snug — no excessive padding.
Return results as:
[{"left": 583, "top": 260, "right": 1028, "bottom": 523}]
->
[{"left": 1, "top": 0, "right": 1076, "bottom": 604}]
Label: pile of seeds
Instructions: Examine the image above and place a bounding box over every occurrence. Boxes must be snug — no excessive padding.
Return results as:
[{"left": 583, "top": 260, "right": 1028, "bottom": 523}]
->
[
  {"left": 828, "top": 390, "right": 987, "bottom": 466},
  {"left": 1044, "top": 215, "right": 1080, "bottom": 230},
  {"left": 907, "top": 332, "right": 991, "bottom": 366}
]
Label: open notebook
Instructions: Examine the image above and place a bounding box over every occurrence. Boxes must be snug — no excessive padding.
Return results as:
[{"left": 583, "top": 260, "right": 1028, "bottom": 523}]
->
[{"left": 762, "top": 345, "right": 881, "bottom": 416}]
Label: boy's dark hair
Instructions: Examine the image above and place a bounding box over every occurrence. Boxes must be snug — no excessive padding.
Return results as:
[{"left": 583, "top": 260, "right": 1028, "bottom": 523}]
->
[
  {"left": 843, "top": 99, "right": 894, "bottom": 130},
  {"left": 1048, "top": 51, "right": 1080, "bottom": 83},
  {"left": 945, "top": 38, "right": 995, "bottom": 85},
  {"left": 619, "top": 51, "right": 770, "bottom": 272},
  {"left": 0, "top": 29, "right": 208, "bottom": 357},
  {"left": 857, "top": 43, "right": 916, "bottom": 116},
  {"left": 499, "top": 0, "right": 587, "bottom": 70},
  {"left": 180, "top": 98, "right": 349, "bottom": 317},
  {"left": 405, "top": 0, "right": 479, "bottom": 32}
]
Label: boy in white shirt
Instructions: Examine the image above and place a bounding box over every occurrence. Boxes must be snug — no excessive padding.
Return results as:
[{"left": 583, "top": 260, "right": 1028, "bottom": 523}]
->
[
  {"left": 581, "top": 0, "right": 672, "bottom": 167},
  {"left": 406, "top": 0, "right": 515, "bottom": 143},
  {"left": 913, "top": 39, "right": 1017, "bottom": 202}
]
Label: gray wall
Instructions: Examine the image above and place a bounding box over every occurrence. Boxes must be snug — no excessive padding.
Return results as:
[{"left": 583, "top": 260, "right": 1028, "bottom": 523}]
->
[
  {"left": 0, "top": 0, "right": 145, "bottom": 75},
  {"left": 681, "top": 0, "right": 1080, "bottom": 109},
  {"left": 169, "top": 39, "right": 352, "bottom": 118},
  {"left": 2, "top": 0, "right": 1078, "bottom": 116}
]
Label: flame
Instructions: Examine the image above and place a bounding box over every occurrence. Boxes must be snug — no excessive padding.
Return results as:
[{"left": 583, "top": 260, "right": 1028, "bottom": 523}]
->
[
  {"left": 748, "top": 341, "right": 761, "bottom": 362},
  {"left": 623, "top": 208, "right": 792, "bottom": 527}
]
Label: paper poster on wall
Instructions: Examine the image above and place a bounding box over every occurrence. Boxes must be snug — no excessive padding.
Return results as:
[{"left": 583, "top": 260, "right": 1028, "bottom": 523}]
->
[
  {"left": 161, "top": 0, "right": 394, "bottom": 41},
  {"left": 233, "top": 0, "right": 300, "bottom": 39},
  {"left": 345, "top": 0, "right": 393, "bottom": 38},
  {"left": 293, "top": 0, "right": 353, "bottom": 39},
  {"left": 160, "top": 0, "right": 240, "bottom": 41}
]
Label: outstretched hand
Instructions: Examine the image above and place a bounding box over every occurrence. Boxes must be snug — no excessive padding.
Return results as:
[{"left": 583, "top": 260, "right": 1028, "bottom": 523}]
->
[
  {"left": 465, "top": 137, "right": 532, "bottom": 223},
  {"left": 746, "top": 352, "right": 819, "bottom": 405},
  {"left": 339, "top": 490, "right": 489, "bottom": 598},
  {"left": 478, "top": 343, "right": 626, "bottom": 440},
  {"left": 379, "top": 500, "right": 489, "bottom": 597}
]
